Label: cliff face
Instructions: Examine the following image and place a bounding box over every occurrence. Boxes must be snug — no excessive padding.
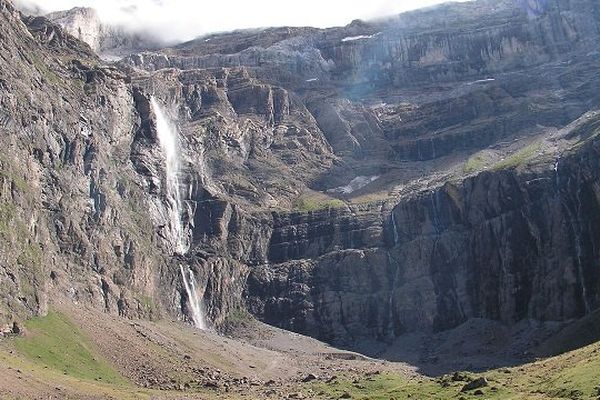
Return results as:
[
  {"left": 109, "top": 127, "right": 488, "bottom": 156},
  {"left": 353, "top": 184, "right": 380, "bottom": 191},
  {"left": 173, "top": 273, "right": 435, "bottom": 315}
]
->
[
  {"left": 2, "top": 0, "right": 600, "bottom": 349},
  {"left": 45, "top": 7, "right": 159, "bottom": 59},
  {"left": 0, "top": 0, "right": 163, "bottom": 331},
  {"left": 122, "top": 0, "right": 600, "bottom": 87},
  {"left": 0, "top": 0, "right": 339, "bottom": 333},
  {"left": 248, "top": 116, "right": 600, "bottom": 342}
]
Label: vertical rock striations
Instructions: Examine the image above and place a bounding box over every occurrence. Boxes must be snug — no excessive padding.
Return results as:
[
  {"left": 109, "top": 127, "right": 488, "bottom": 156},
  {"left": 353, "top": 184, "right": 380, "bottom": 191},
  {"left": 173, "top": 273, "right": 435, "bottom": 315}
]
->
[{"left": 2, "top": 0, "right": 600, "bottom": 350}]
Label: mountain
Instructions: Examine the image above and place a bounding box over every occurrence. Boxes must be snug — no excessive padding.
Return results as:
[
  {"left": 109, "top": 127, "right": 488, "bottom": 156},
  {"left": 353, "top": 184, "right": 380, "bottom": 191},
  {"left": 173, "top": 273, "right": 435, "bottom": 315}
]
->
[
  {"left": 45, "top": 6, "right": 160, "bottom": 58},
  {"left": 122, "top": 0, "right": 600, "bottom": 342},
  {"left": 1, "top": 0, "right": 600, "bottom": 397}
]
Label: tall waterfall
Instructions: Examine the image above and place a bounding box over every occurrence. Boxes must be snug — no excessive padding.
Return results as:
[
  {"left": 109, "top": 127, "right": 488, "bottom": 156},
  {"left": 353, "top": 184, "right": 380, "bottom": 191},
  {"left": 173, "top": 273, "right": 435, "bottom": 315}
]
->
[
  {"left": 151, "top": 97, "right": 208, "bottom": 329},
  {"left": 150, "top": 97, "right": 189, "bottom": 254}
]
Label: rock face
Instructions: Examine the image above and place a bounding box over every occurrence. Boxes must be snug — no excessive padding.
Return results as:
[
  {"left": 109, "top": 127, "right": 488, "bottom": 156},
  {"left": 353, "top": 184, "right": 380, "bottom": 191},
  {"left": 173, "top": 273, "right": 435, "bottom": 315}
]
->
[
  {"left": 45, "top": 7, "right": 159, "bottom": 58},
  {"left": 247, "top": 124, "right": 600, "bottom": 342},
  {"left": 2, "top": 0, "right": 600, "bottom": 350}
]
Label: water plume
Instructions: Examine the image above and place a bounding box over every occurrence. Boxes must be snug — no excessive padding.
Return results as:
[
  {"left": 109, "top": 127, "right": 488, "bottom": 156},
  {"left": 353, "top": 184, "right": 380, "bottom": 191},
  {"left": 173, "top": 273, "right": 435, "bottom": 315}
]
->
[
  {"left": 179, "top": 265, "right": 208, "bottom": 330},
  {"left": 150, "top": 97, "right": 189, "bottom": 254},
  {"left": 151, "top": 97, "right": 208, "bottom": 329}
]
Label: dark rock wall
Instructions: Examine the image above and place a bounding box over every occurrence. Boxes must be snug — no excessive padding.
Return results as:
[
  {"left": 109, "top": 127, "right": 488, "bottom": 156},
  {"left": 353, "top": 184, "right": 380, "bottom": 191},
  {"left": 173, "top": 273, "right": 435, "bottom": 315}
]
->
[{"left": 247, "top": 135, "right": 600, "bottom": 343}]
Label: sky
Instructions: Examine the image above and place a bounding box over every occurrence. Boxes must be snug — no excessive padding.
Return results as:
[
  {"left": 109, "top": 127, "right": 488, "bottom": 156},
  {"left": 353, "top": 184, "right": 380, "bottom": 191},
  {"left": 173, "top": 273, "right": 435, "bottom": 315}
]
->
[{"left": 15, "top": 0, "right": 469, "bottom": 42}]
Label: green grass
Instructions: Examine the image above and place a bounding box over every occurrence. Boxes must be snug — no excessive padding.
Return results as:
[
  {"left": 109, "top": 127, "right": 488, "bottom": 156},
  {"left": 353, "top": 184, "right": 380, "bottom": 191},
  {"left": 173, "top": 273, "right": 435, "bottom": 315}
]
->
[
  {"left": 498, "top": 341, "right": 600, "bottom": 400},
  {"left": 0, "top": 202, "right": 16, "bottom": 234},
  {"left": 494, "top": 142, "right": 542, "bottom": 170},
  {"left": 13, "top": 311, "right": 127, "bottom": 385},
  {"left": 305, "top": 339, "right": 600, "bottom": 400},
  {"left": 293, "top": 195, "right": 346, "bottom": 212},
  {"left": 0, "top": 350, "right": 155, "bottom": 400},
  {"left": 226, "top": 308, "right": 253, "bottom": 324},
  {"left": 568, "top": 127, "right": 600, "bottom": 153},
  {"left": 30, "top": 53, "right": 64, "bottom": 87},
  {"left": 136, "top": 294, "right": 158, "bottom": 318},
  {"left": 306, "top": 372, "right": 516, "bottom": 400},
  {"left": 16, "top": 243, "right": 42, "bottom": 269},
  {"left": 463, "top": 153, "right": 488, "bottom": 174},
  {"left": 0, "top": 170, "right": 28, "bottom": 192},
  {"left": 2, "top": 309, "right": 600, "bottom": 399},
  {"left": 348, "top": 191, "right": 392, "bottom": 205}
]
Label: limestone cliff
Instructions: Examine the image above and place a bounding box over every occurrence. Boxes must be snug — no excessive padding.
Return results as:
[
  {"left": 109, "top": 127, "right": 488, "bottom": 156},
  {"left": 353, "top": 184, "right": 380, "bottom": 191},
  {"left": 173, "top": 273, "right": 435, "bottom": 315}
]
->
[
  {"left": 1, "top": 0, "right": 600, "bottom": 352},
  {"left": 45, "top": 7, "right": 159, "bottom": 59}
]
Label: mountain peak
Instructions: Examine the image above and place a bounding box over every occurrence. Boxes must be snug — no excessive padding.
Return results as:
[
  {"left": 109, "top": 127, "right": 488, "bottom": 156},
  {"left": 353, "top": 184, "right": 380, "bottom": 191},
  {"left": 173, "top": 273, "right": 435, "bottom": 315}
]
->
[{"left": 42, "top": 5, "right": 159, "bottom": 59}]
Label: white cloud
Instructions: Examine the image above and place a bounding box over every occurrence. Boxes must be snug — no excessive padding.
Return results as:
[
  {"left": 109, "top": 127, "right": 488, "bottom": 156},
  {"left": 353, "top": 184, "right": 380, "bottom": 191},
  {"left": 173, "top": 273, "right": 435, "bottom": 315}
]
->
[{"left": 15, "top": 0, "right": 469, "bottom": 43}]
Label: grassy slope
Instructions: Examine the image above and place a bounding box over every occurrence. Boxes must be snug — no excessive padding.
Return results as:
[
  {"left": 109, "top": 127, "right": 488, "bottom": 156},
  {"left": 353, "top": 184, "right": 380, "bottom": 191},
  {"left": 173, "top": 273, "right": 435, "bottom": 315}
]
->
[
  {"left": 305, "top": 341, "right": 600, "bottom": 400},
  {"left": 0, "top": 311, "right": 158, "bottom": 399},
  {"left": 0, "top": 350, "right": 154, "bottom": 400},
  {"left": 1, "top": 310, "right": 599, "bottom": 399},
  {"left": 293, "top": 190, "right": 347, "bottom": 211},
  {"left": 0, "top": 310, "right": 247, "bottom": 400},
  {"left": 13, "top": 310, "right": 126, "bottom": 384}
]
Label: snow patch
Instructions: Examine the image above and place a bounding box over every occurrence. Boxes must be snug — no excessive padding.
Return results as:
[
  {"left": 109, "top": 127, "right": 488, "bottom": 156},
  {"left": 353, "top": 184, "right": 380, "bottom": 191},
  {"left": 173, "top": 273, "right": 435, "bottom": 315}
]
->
[
  {"left": 329, "top": 175, "right": 380, "bottom": 195},
  {"left": 341, "top": 33, "right": 381, "bottom": 42},
  {"left": 468, "top": 78, "right": 496, "bottom": 85}
]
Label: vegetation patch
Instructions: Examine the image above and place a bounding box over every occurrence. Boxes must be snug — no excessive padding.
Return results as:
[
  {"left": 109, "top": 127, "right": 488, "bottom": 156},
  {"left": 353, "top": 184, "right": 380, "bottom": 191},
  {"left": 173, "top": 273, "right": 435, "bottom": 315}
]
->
[
  {"left": 135, "top": 293, "right": 159, "bottom": 319},
  {"left": 494, "top": 142, "right": 542, "bottom": 170},
  {"left": 306, "top": 372, "right": 514, "bottom": 400},
  {"left": 293, "top": 192, "right": 346, "bottom": 212},
  {"left": 0, "top": 202, "right": 16, "bottom": 234},
  {"left": 463, "top": 153, "right": 488, "bottom": 174},
  {"left": 30, "top": 53, "right": 64, "bottom": 88},
  {"left": 308, "top": 339, "right": 600, "bottom": 400},
  {"left": 0, "top": 170, "right": 28, "bottom": 192},
  {"left": 17, "top": 243, "right": 42, "bottom": 270},
  {"left": 226, "top": 308, "right": 253, "bottom": 324},
  {"left": 13, "top": 311, "right": 127, "bottom": 385},
  {"left": 348, "top": 191, "right": 392, "bottom": 205}
]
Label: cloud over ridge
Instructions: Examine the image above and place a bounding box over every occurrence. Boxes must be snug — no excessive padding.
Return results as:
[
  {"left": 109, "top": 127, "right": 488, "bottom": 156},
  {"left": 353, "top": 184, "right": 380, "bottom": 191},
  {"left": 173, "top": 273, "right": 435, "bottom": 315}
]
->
[{"left": 15, "top": 0, "right": 468, "bottom": 43}]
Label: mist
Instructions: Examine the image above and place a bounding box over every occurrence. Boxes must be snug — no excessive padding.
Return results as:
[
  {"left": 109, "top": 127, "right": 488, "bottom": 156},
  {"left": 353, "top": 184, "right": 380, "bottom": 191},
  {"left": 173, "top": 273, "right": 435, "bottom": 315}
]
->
[{"left": 14, "top": 0, "right": 469, "bottom": 43}]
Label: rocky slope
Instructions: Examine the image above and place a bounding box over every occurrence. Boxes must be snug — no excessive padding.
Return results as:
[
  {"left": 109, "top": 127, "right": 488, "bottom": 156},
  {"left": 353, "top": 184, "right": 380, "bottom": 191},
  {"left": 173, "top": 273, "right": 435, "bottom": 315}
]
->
[
  {"left": 3, "top": 304, "right": 600, "bottom": 399},
  {"left": 1, "top": 0, "right": 600, "bottom": 361}
]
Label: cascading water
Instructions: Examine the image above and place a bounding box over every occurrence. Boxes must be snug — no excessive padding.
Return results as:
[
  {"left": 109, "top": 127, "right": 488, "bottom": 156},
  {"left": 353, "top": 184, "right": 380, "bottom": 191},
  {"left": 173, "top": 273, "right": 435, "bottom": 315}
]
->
[
  {"left": 151, "top": 97, "right": 208, "bottom": 329},
  {"left": 179, "top": 265, "right": 208, "bottom": 330},
  {"left": 150, "top": 97, "right": 189, "bottom": 254},
  {"left": 390, "top": 211, "right": 399, "bottom": 246}
]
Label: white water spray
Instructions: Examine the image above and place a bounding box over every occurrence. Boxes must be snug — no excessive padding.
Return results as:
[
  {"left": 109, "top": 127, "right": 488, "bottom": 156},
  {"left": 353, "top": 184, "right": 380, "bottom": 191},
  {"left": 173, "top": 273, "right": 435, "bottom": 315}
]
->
[
  {"left": 179, "top": 265, "right": 208, "bottom": 330},
  {"left": 150, "top": 97, "right": 189, "bottom": 254},
  {"left": 151, "top": 97, "right": 208, "bottom": 329}
]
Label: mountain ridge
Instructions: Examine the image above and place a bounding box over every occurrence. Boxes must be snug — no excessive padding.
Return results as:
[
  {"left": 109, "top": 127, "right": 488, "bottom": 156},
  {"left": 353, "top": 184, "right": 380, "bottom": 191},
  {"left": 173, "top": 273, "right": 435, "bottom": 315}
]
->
[{"left": 0, "top": 1, "right": 600, "bottom": 398}]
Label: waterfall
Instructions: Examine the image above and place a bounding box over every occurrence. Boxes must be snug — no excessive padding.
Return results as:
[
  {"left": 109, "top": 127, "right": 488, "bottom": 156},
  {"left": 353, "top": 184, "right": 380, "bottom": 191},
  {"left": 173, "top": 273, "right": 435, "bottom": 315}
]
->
[
  {"left": 391, "top": 211, "right": 399, "bottom": 246},
  {"left": 554, "top": 155, "right": 561, "bottom": 193},
  {"left": 430, "top": 192, "right": 441, "bottom": 234},
  {"left": 151, "top": 97, "right": 208, "bottom": 329},
  {"left": 150, "top": 97, "right": 189, "bottom": 255},
  {"left": 386, "top": 252, "right": 401, "bottom": 337},
  {"left": 559, "top": 167, "right": 591, "bottom": 315},
  {"left": 573, "top": 176, "right": 591, "bottom": 315},
  {"left": 180, "top": 265, "right": 208, "bottom": 330}
]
